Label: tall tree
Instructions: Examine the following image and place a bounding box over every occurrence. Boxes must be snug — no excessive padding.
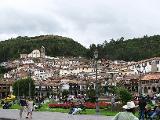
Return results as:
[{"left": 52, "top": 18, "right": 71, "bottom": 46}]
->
[{"left": 13, "top": 77, "right": 35, "bottom": 97}]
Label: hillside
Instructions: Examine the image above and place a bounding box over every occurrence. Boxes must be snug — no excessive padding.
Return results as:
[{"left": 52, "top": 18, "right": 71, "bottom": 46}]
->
[
  {"left": 90, "top": 35, "right": 160, "bottom": 61},
  {"left": 0, "top": 35, "right": 87, "bottom": 62},
  {"left": 1, "top": 34, "right": 160, "bottom": 62}
]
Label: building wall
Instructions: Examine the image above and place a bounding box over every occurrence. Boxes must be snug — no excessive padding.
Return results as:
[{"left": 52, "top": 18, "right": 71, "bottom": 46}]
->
[
  {"left": 59, "top": 67, "right": 94, "bottom": 76},
  {"left": 22, "top": 59, "right": 34, "bottom": 64},
  {"left": 141, "top": 80, "right": 160, "bottom": 95},
  {"left": 28, "top": 50, "right": 41, "bottom": 58},
  {"left": 20, "top": 54, "right": 28, "bottom": 59},
  {"left": 129, "top": 59, "right": 160, "bottom": 74},
  {"left": 40, "top": 46, "right": 45, "bottom": 58}
]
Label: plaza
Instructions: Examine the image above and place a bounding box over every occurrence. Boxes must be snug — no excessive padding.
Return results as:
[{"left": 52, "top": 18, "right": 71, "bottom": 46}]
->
[{"left": 0, "top": 109, "right": 113, "bottom": 120}]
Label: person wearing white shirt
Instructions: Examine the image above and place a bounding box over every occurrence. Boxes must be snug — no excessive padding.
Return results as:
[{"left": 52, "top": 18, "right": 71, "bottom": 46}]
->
[{"left": 112, "top": 101, "right": 139, "bottom": 120}]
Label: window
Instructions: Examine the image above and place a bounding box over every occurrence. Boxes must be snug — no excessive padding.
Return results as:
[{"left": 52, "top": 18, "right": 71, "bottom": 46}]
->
[
  {"left": 145, "top": 62, "right": 147, "bottom": 66},
  {"left": 3, "top": 87, "right": 6, "bottom": 89},
  {"left": 142, "top": 81, "right": 145, "bottom": 84},
  {"left": 156, "top": 61, "right": 159, "bottom": 64}
]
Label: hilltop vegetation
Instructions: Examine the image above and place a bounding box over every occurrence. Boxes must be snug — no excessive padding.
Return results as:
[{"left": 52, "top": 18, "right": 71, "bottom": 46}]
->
[
  {"left": 1, "top": 35, "right": 160, "bottom": 62},
  {"left": 0, "top": 35, "right": 87, "bottom": 62},
  {"left": 88, "top": 35, "right": 160, "bottom": 61}
]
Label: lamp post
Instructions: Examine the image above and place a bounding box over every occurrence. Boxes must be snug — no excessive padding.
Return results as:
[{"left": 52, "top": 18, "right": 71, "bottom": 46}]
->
[
  {"left": 29, "top": 70, "right": 31, "bottom": 98},
  {"left": 136, "top": 64, "right": 142, "bottom": 96},
  {"left": 94, "top": 50, "right": 99, "bottom": 114},
  {"left": 40, "top": 81, "right": 42, "bottom": 97},
  {"left": 18, "top": 83, "right": 19, "bottom": 98}
]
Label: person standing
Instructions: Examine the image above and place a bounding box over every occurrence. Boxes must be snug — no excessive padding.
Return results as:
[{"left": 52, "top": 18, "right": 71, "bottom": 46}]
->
[
  {"left": 111, "top": 96, "right": 116, "bottom": 109},
  {"left": 112, "top": 101, "right": 139, "bottom": 120},
  {"left": 138, "top": 97, "right": 147, "bottom": 120},
  {"left": 19, "top": 97, "right": 27, "bottom": 119},
  {"left": 26, "top": 98, "right": 34, "bottom": 119}
]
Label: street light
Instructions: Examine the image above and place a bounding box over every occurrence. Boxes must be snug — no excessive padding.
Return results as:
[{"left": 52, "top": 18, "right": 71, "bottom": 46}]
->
[
  {"left": 136, "top": 64, "right": 142, "bottom": 96},
  {"left": 18, "top": 82, "right": 19, "bottom": 98},
  {"left": 29, "top": 70, "right": 31, "bottom": 98},
  {"left": 94, "top": 50, "right": 99, "bottom": 114}
]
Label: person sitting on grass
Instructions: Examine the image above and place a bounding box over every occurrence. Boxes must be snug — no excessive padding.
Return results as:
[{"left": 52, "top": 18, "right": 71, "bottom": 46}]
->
[
  {"left": 112, "top": 101, "right": 139, "bottom": 120},
  {"left": 71, "top": 107, "right": 82, "bottom": 115},
  {"left": 68, "top": 102, "right": 82, "bottom": 115}
]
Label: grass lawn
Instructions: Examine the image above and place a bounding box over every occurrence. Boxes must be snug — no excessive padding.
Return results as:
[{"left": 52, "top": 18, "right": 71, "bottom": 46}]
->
[
  {"left": 10, "top": 104, "right": 20, "bottom": 109},
  {"left": 38, "top": 107, "right": 117, "bottom": 116}
]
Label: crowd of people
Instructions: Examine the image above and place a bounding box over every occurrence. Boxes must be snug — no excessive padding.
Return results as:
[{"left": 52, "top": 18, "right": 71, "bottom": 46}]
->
[
  {"left": 138, "top": 95, "right": 160, "bottom": 120},
  {"left": 1, "top": 93, "right": 160, "bottom": 119},
  {"left": 113, "top": 94, "right": 160, "bottom": 120}
]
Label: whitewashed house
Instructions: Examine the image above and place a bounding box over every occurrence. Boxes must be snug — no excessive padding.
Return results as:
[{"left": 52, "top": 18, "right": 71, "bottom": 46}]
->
[{"left": 128, "top": 57, "right": 160, "bottom": 74}]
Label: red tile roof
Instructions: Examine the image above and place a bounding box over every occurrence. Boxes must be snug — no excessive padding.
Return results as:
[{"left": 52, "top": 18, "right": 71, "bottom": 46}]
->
[{"left": 141, "top": 72, "right": 160, "bottom": 80}]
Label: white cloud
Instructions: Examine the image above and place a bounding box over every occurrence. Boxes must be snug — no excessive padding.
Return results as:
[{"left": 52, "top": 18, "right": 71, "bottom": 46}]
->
[{"left": 0, "top": 0, "right": 160, "bottom": 47}]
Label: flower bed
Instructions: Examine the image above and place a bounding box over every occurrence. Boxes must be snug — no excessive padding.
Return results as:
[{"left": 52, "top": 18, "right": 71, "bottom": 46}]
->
[
  {"left": 84, "top": 102, "right": 111, "bottom": 109},
  {"left": 48, "top": 102, "right": 71, "bottom": 109},
  {"left": 48, "top": 102, "right": 111, "bottom": 109}
]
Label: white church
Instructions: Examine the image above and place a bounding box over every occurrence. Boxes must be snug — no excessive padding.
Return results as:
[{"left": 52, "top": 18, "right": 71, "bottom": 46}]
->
[{"left": 20, "top": 46, "right": 46, "bottom": 59}]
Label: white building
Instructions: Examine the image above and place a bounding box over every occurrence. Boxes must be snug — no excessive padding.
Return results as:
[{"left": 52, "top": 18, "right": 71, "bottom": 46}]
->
[
  {"left": 33, "top": 68, "right": 53, "bottom": 80},
  {"left": 59, "top": 66, "right": 94, "bottom": 76},
  {"left": 4, "top": 73, "right": 12, "bottom": 79},
  {"left": 22, "top": 59, "right": 34, "bottom": 64},
  {"left": 128, "top": 57, "right": 160, "bottom": 74},
  {"left": 28, "top": 50, "right": 41, "bottom": 58},
  {"left": 20, "top": 46, "right": 46, "bottom": 59}
]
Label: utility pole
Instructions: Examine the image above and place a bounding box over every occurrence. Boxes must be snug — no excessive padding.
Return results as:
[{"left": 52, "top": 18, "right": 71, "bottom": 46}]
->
[
  {"left": 94, "top": 50, "right": 99, "bottom": 114},
  {"left": 29, "top": 70, "right": 31, "bottom": 98},
  {"left": 40, "top": 82, "right": 42, "bottom": 97},
  {"left": 136, "top": 64, "right": 143, "bottom": 96}
]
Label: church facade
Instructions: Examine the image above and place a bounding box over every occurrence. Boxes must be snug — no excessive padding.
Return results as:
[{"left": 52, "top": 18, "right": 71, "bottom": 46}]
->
[{"left": 20, "top": 46, "right": 45, "bottom": 59}]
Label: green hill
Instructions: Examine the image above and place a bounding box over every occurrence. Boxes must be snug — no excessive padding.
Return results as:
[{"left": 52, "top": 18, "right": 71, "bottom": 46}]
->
[
  {"left": 0, "top": 35, "right": 87, "bottom": 62},
  {"left": 88, "top": 35, "right": 160, "bottom": 61},
  {"left": 1, "top": 34, "right": 160, "bottom": 62}
]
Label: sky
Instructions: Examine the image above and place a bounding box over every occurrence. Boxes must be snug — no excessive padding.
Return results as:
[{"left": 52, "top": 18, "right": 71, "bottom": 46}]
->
[{"left": 0, "top": 0, "right": 160, "bottom": 47}]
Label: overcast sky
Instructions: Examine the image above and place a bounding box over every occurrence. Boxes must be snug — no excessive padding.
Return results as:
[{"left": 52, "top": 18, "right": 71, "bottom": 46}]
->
[{"left": 0, "top": 0, "right": 160, "bottom": 47}]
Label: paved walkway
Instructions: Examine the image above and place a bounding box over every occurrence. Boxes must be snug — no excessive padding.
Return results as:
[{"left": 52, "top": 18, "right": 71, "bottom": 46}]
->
[{"left": 0, "top": 109, "right": 113, "bottom": 120}]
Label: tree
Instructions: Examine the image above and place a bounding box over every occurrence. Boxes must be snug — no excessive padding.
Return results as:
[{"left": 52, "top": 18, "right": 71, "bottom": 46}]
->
[
  {"left": 62, "top": 89, "right": 69, "bottom": 99},
  {"left": 0, "top": 35, "right": 87, "bottom": 63},
  {"left": 86, "top": 88, "right": 96, "bottom": 102},
  {"left": 116, "top": 87, "right": 132, "bottom": 104},
  {"left": 13, "top": 77, "right": 35, "bottom": 97}
]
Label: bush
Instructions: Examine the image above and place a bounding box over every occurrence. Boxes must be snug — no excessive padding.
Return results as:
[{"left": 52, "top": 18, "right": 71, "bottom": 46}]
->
[
  {"left": 118, "top": 87, "right": 132, "bottom": 104},
  {"left": 86, "top": 97, "right": 96, "bottom": 103}
]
